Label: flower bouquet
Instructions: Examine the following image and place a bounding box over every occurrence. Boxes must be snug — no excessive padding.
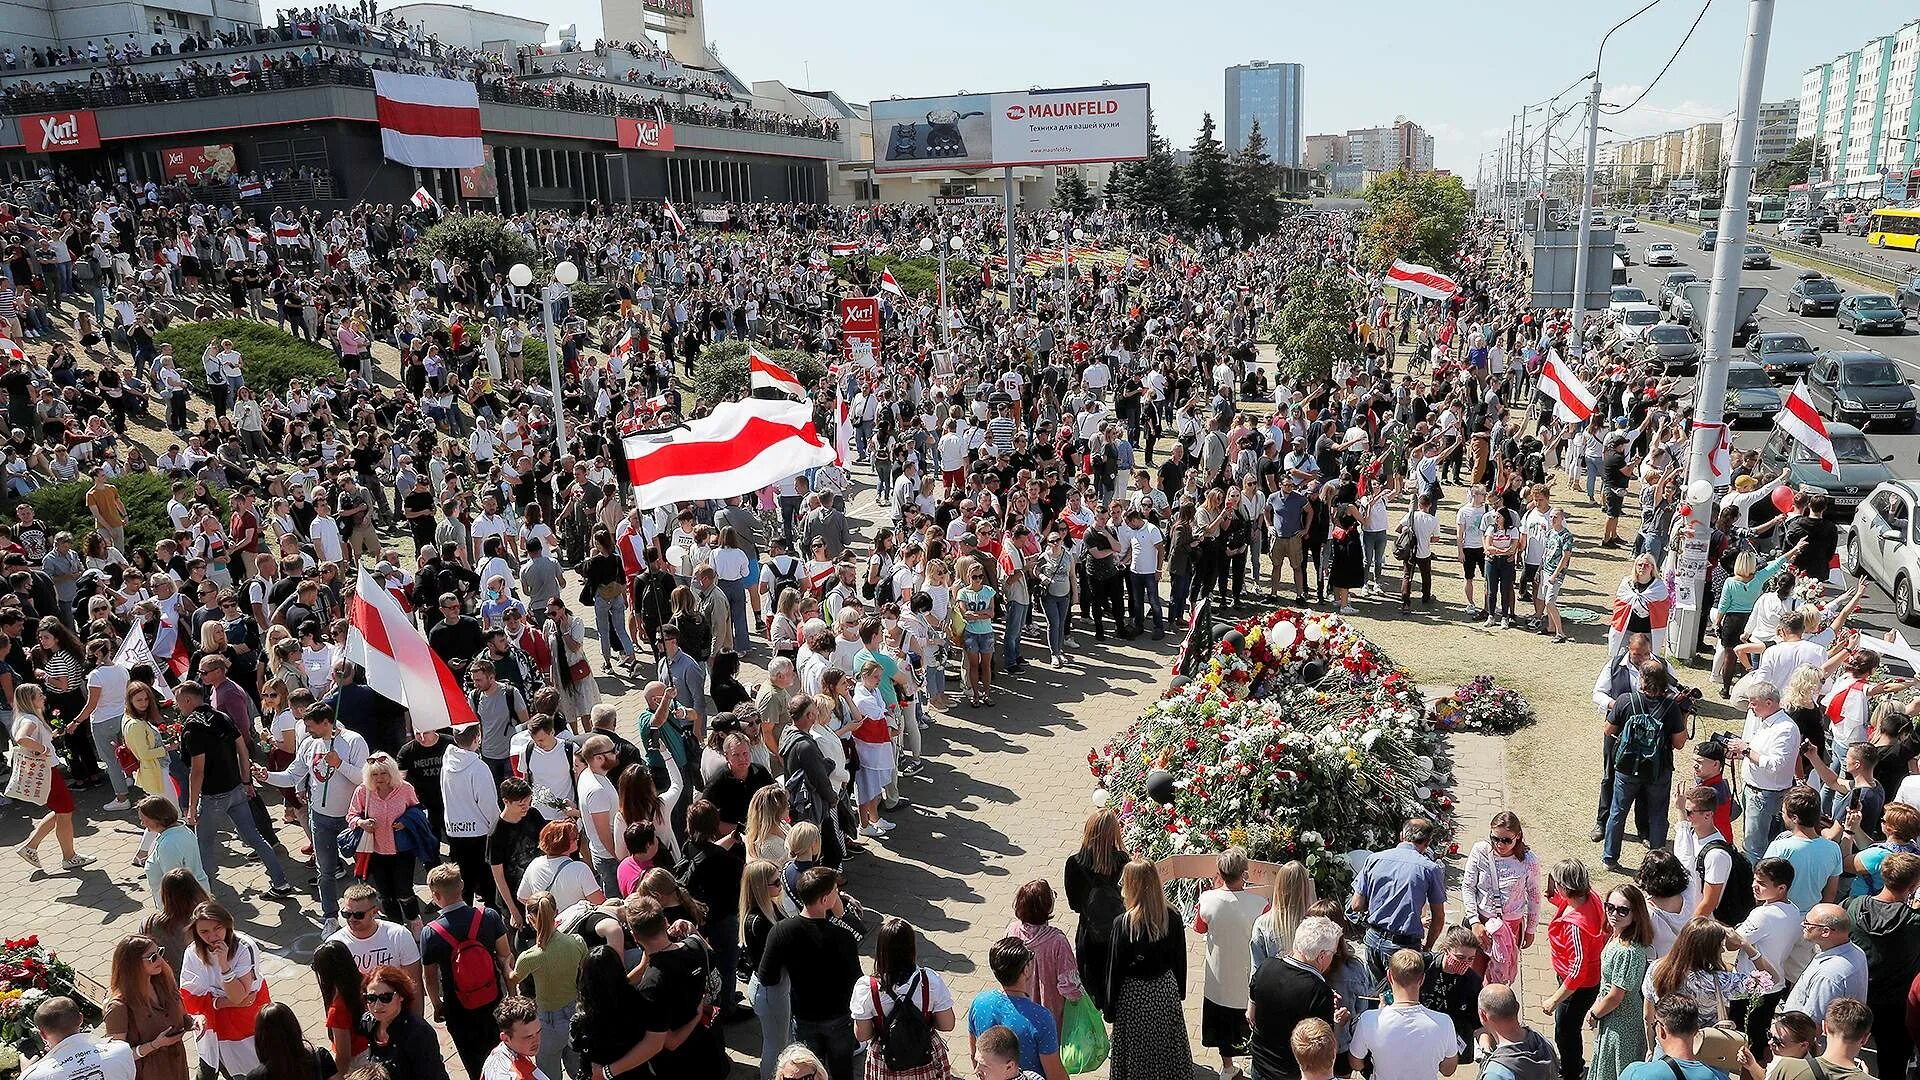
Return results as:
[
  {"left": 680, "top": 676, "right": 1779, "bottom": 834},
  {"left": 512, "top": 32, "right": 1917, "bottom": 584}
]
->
[
  {"left": 1434, "top": 675, "right": 1537, "bottom": 735},
  {"left": 0, "top": 936, "right": 102, "bottom": 1078},
  {"left": 1091, "top": 609, "right": 1460, "bottom": 900}
]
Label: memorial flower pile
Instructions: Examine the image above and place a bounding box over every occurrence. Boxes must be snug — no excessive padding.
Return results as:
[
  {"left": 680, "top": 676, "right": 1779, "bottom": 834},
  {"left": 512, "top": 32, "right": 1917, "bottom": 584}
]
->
[
  {"left": 0, "top": 935, "right": 99, "bottom": 1074},
  {"left": 1090, "top": 609, "right": 1462, "bottom": 897},
  {"left": 1433, "top": 675, "right": 1538, "bottom": 735}
]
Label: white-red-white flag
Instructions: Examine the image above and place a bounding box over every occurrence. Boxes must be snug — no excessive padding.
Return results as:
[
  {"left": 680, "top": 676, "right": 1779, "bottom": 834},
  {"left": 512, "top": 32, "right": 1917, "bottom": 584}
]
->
[
  {"left": 609, "top": 329, "right": 635, "bottom": 361},
  {"left": 346, "top": 567, "right": 478, "bottom": 732},
  {"left": 621, "top": 398, "right": 833, "bottom": 509},
  {"left": 1386, "top": 259, "right": 1460, "bottom": 300},
  {"left": 373, "top": 70, "right": 483, "bottom": 169},
  {"left": 1779, "top": 380, "right": 1837, "bottom": 473},
  {"left": 1700, "top": 421, "right": 1732, "bottom": 483},
  {"left": 272, "top": 222, "right": 302, "bottom": 246},
  {"left": 748, "top": 347, "right": 806, "bottom": 399},
  {"left": 0, "top": 338, "right": 23, "bottom": 364},
  {"left": 228, "top": 66, "right": 250, "bottom": 88},
  {"left": 1538, "top": 350, "right": 1596, "bottom": 423},
  {"left": 410, "top": 186, "right": 437, "bottom": 211},
  {"left": 237, "top": 180, "right": 263, "bottom": 199},
  {"left": 830, "top": 241, "right": 859, "bottom": 256},
  {"left": 877, "top": 268, "right": 903, "bottom": 297},
  {"left": 663, "top": 198, "right": 686, "bottom": 236}
]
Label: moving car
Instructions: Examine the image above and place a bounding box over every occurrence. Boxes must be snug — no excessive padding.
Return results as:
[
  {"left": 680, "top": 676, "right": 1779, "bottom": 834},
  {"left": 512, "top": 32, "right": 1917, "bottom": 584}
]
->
[
  {"left": 1698, "top": 229, "right": 1718, "bottom": 251},
  {"left": 1785, "top": 276, "right": 1844, "bottom": 316},
  {"left": 1776, "top": 218, "right": 1810, "bottom": 236},
  {"left": 1805, "top": 349, "right": 1917, "bottom": 429},
  {"left": 1658, "top": 270, "right": 1698, "bottom": 309},
  {"left": 1788, "top": 225, "right": 1822, "bottom": 246},
  {"left": 1608, "top": 285, "right": 1648, "bottom": 312},
  {"left": 1619, "top": 217, "right": 1640, "bottom": 232},
  {"left": 1641, "top": 322, "right": 1699, "bottom": 372},
  {"left": 1612, "top": 303, "right": 1661, "bottom": 345},
  {"left": 1724, "top": 360, "right": 1781, "bottom": 425},
  {"left": 1897, "top": 274, "right": 1920, "bottom": 318},
  {"left": 1743, "top": 331, "right": 1819, "bottom": 381},
  {"left": 1614, "top": 241, "right": 1633, "bottom": 265},
  {"left": 1846, "top": 480, "right": 1920, "bottom": 623},
  {"left": 1837, "top": 294, "right": 1906, "bottom": 334},
  {"left": 1820, "top": 213, "right": 1840, "bottom": 232},
  {"left": 1759, "top": 421, "right": 1892, "bottom": 520},
  {"left": 1741, "top": 244, "right": 1772, "bottom": 269},
  {"left": 1645, "top": 242, "right": 1679, "bottom": 266}
]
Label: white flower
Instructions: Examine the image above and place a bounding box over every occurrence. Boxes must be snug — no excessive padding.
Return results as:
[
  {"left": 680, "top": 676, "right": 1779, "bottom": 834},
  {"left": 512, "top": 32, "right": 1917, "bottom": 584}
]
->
[
  {"left": 1091, "top": 788, "right": 1111, "bottom": 808},
  {"left": 1361, "top": 729, "right": 1381, "bottom": 749},
  {"left": 1301, "top": 830, "right": 1324, "bottom": 848}
]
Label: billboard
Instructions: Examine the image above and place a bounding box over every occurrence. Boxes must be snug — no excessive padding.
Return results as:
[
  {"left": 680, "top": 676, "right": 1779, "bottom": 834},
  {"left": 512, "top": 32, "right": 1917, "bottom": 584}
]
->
[
  {"left": 870, "top": 84, "right": 1149, "bottom": 173},
  {"left": 616, "top": 117, "right": 676, "bottom": 152},
  {"left": 457, "top": 161, "right": 498, "bottom": 199},
  {"left": 21, "top": 110, "right": 100, "bottom": 154},
  {"left": 161, "top": 144, "right": 237, "bottom": 183}
]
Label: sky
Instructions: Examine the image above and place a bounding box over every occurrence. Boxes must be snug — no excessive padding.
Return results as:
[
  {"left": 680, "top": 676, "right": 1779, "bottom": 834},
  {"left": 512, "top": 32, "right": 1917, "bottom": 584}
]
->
[{"left": 287, "top": 0, "right": 1920, "bottom": 177}]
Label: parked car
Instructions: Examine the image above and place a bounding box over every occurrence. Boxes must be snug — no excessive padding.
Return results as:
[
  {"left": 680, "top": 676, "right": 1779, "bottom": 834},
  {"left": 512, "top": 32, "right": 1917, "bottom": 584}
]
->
[
  {"left": 1741, "top": 244, "right": 1773, "bottom": 269},
  {"left": 1724, "top": 359, "right": 1782, "bottom": 425},
  {"left": 1837, "top": 294, "right": 1906, "bottom": 334},
  {"left": 1788, "top": 225, "right": 1823, "bottom": 246},
  {"left": 1846, "top": 480, "right": 1920, "bottom": 623},
  {"left": 1759, "top": 421, "right": 1893, "bottom": 521},
  {"left": 1744, "top": 331, "right": 1819, "bottom": 381},
  {"left": 1641, "top": 322, "right": 1699, "bottom": 372},
  {"left": 1608, "top": 285, "right": 1649, "bottom": 311},
  {"left": 1698, "top": 229, "right": 1718, "bottom": 251},
  {"left": 1612, "top": 303, "right": 1662, "bottom": 345},
  {"left": 1645, "top": 242, "right": 1679, "bottom": 266},
  {"left": 1658, "top": 270, "right": 1698, "bottom": 309},
  {"left": 1896, "top": 275, "right": 1920, "bottom": 318},
  {"left": 1805, "top": 349, "right": 1917, "bottom": 429},
  {"left": 1819, "top": 213, "right": 1840, "bottom": 232},
  {"left": 1614, "top": 241, "right": 1633, "bottom": 265},
  {"left": 1785, "top": 276, "right": 1844, "bottom": 316},
  {"left": 1619, "top": 217, "right": 1640, "bottom": 232}
]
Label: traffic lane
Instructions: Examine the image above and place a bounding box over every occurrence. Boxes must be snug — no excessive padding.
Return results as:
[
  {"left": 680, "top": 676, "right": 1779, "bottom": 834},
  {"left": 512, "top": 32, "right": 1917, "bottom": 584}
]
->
[{"left": 1634, "top": 216, "right": 1920, "bottom": 274}]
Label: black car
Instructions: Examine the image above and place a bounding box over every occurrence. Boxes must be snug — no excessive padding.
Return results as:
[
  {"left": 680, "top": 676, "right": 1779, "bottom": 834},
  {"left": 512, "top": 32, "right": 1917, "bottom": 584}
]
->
[
  {"left": 1805, "top": 350, "right": 1918, "bottom": 430},
  {"left": 1699, "top": 229, "right": 1718, "bottom": 251},
  {"left": 1745, "top": 331, "right": 1819, "bottom": 381},
  {"left": 1819, "top": 214, "right": 1840, "bottom": 232},
  {"left": 1725, "top": 360, "right": 1782, "bottom": 426},
  {"left": 1741, "top": 244, "right": 1773, "bottom": 269},
  {"left": 1899, "top": 275, "right": 1920, "bottom": 318},
  {"left": 1786, "top": 276, "right": 1844, "bottom": 316},
  {"left": 1788, "top": 225, "right": 1823, "bottom": 246}
]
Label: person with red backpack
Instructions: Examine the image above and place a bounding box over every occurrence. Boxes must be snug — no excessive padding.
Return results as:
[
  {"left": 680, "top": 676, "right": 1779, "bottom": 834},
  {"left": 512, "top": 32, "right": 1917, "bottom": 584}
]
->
[{"left": 420, "top": 863, "right": 513, "bottom": 1080}]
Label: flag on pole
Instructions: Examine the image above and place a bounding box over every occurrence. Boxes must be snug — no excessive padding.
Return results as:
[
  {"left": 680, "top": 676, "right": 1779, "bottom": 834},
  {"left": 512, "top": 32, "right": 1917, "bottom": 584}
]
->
[
  {"left": 877, "top": 268, "right": 903, "bottom": 297},
  {"left": 372, "top": 70, "right": 483, "bottom": 169},
  {"left": 114, "top": 625, "right": 173, "bottom": 703},
  {"left": 1538, "top": 350, "right": 1596, "bottom": 423},
  {"left": 830, "top": 241, "right": 859, "bottom": 256},
  {"left": 610, "top": 329, "right": 635, "bottom": 361},
  {"left": 237, "top": 180, "right": 263, "bottom": 199},
  {"left": 1699, "top": 421, "right": 1733, "bottom": 484},
  {"left": 410, "top": 186, "right": 437, "bottom": 212},
  {"left": 1385, "top": 259, "right": 1461, "bottom": 300},
  {"left": 346, "top": 567, "right": 478, "bottom": 732},
  {"left": 620, "top": 398, "right": 833, "bottom": 509},
  {"left": 748, "top": 348, "right": 806, "bottom": 399},
  {"left": 1779, "top": 380, "right": 1837, "bottom": 473},
  {"left": 662, "top": 198, "right": 686, "bottom": 236}
]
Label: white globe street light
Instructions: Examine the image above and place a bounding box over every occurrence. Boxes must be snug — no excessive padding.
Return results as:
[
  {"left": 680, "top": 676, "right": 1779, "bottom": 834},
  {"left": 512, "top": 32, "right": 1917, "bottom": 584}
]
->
[
  {"left": 507, "top": 262, "right": 533, "bottom": 288},
  {"left": 552, "top": 259, "right": 579, "bottom": 286},
  {"left": 509, "top": 261, "right": 574, "bottom": 453}
]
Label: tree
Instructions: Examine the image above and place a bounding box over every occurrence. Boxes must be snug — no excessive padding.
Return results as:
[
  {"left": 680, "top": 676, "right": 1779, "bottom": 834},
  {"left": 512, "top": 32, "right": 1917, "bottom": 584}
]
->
[
  {"left": 1116, "top": 110, "right": 1185, "bottom": 223},
  {"left": 1271, "top": 268, "right": 1361, "bottom": 384},
  {"left": 414, "top": 212, "right": 535, "bottom": 277},
  {"left": 1182, "top": 113, "right": 1233, "bottom": 233},
  {"left": 1231, "top": 119, "right": 1282, "bottom": 238},
  {"left": 1052, "top": 169, "right": 1096, "bottom": 215},
  {"left": 1357, "top": 167, "right": 1472, "bottom": 270},
  {"left": 1756, "top": 137, "right": 1827, "bottom": 192}
]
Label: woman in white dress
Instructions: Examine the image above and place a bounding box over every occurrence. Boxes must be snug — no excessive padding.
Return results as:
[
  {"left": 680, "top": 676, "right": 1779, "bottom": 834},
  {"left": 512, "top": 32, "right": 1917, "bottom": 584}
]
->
[{"left": 851, "top": 660, "right": 898, "bottom": 839}]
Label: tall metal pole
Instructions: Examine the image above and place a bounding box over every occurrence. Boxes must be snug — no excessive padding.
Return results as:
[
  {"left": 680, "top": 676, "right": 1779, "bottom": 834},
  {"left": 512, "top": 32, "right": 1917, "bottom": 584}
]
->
[
  {"left": 1515, "top": 105, "right": 1530, "bottom": 231},
  {"left": 1539, "top": 112, "right": 1555, "bottom": 230},
  {"left": 1672, "top": 0, "right": 1776, "bottom": 664},
  {"left": 1570, "top": 0, "right": 1660, "bottom": 360},
  {"left": 937, "top": 238, "right": 949, "bottom": 344},
  {"left": 1003, "top": 165, "right": 1016, "bottom": 313},
  {"left": 542, "top": 280, "right": 568, "bottom": 453}
]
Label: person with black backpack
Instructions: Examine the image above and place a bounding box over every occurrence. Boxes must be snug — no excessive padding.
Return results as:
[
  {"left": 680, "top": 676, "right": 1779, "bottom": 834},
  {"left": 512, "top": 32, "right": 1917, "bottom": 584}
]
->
[
  {"left": 1674, "top": 785, "right": 1755, "bottom": 925},
  {"left": 851, "top": 917, "right": 957, "bottom": 1080},
  {"left": 1600, "top": 660, "right": 1689, "bottom": 873}
]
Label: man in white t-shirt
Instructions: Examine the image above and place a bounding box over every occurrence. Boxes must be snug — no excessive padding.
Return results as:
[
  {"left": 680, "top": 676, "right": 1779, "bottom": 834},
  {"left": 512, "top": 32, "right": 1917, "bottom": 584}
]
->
[
  {"left": 20, "top": 997, "right": 135, "bottom": 1080},
  {"left": 329, "top": 884, "right": 426, "bottom": 1011},
  {"left": 1454, "top": 487, "right": 1488, "bottom": 615},
  {"left": 1116, "top": 507, "right": 1165, "bottom": 639},
  {"left": 1348, "top": 949, "right": 1460, "bottom": 1080},
  {"left": 1193, "top": 849, "right": 1267, "bottom": 1080},
  {"left": 1399, "top": 492, "right": 1442, "bottom": 610},
  {"left": 575, "top": 734, "right": 621, "bottom": 897},
  {"left": 1672, "top": 784, "right": 1734, "bottom": 918}
]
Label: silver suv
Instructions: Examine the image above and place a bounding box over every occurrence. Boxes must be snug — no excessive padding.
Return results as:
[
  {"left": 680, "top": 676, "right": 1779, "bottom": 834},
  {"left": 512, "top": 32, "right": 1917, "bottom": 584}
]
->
[{"left": 1846, "top": 479, "right": 1920, "bottom": 623}]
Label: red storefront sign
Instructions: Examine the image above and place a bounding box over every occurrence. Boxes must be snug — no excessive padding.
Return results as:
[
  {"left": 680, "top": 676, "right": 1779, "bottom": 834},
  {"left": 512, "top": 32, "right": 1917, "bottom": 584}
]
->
[
  {"left": 21, "top": 110, "right": 100, "bottom": 153},
  {"left": 840, "top": 296, "right": 880, "bottom": 361},
  {"left": 160, "top": 144, "right": 237, "bottom": 182},
  {"left": 616, "top": 118, "right": 676, "bottom": 152}
]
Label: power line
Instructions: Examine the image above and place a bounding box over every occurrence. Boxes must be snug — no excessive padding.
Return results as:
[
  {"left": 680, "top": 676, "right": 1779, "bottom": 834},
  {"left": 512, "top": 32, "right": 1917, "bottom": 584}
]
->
[{"left": 1601, "top": 0, "right": 1714, "bottom": 115}]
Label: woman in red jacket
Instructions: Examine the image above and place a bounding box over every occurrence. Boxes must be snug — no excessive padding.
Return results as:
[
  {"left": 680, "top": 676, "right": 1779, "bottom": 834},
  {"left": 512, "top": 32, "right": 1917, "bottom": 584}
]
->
[{"left": 1540, "top": 858, "right": 1607, "bottom": 1080}]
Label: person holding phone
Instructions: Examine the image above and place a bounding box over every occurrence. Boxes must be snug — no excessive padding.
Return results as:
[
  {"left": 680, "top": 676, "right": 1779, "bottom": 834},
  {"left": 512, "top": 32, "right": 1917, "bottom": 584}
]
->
[{"left": 102, "top": 933, "right": 189, "bottom": 1080}]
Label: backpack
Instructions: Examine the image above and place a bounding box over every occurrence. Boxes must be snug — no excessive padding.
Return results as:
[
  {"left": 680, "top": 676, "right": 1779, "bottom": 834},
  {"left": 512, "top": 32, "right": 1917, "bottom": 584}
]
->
[
  {"left": 1693, "top": 837, "right": 1756, "bottom": 926},
  {"left": 1393, "top": 517, "right": 1417, "bottom": 561},
  {"left": 869, "top": 971, "right": 937, "bottom": 1072},
  {"left": 1080, "top": 875, "right": 1126, "bottom": 947},
  {"left": 1612, "top": 694, "right": 1667, "bottom": 780},
  {"left": 429, "top": 908, "right": 500, "bottom": 1012}
]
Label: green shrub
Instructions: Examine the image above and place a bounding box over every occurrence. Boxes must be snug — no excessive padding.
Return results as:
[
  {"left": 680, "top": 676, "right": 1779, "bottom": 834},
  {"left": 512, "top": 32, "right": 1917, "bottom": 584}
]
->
[
  {"left": 153, "top": 319, "right": 343, "bottom": 395},
  {"left": 28, "top": 472, "right": 227, "bottom": 554},
  {"left": 830, "top": 254, "right": 979, "bottom": 300},
  {"left": 414, "top": 213, "right": 536, "bottom": 277},
  {"left": 691, "top": 340, "right": 828, "bottom": 405}
]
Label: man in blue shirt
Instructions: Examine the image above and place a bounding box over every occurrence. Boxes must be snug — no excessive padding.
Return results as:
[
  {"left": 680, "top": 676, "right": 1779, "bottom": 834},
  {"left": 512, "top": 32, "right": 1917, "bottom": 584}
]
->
[
  {"left": 1620, "top": 994, "right": 1729, "bottom": 1080},
  {"left": 1265, "top": 476, "right": 1309, "bottom": 603},
  {"left": 966, "top": 938, "right": 1067, "bottom": 1080},
  {"left": 1349, "top": 817, "right": 1448, "bottom": 985}
]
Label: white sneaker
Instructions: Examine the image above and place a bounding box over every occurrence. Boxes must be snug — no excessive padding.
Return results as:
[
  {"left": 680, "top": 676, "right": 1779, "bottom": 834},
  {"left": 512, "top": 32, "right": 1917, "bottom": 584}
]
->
[
  {"left": 103, "top": 797, "right": 132, "bottom": 812},
  {"left": 61, "top": 854, "right": 96, "bottom": 871},
  {"left": 320, "top": 917, "right": 339, "bottom": 938},
  {"left": 858, "top": 824, "right": 886, "bottom": 838},
  {"left": 1051, "top": 656, "right": 1063, "bottom": 670},
  {"left": 874, "top": 819, "right": 897, "bottom": 832},
  {"left": 1338, "top": 606, "right": 1358, "bottom": 615}
]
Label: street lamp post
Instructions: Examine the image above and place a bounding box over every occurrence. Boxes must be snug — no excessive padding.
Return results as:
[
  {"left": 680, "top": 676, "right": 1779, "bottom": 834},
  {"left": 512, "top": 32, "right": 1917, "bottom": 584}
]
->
[
  {"left": 1570, "top": 0, "right": 1661, "bottom": 359},
  {"left": 1046, "top": 217, "right": 1087, "bottom": 344},
  {"left": 509, "top": 259, "right": 578, "bottom": 456},
  {"left": 919, "top": 222, "right": 966, "bottom": 344}
]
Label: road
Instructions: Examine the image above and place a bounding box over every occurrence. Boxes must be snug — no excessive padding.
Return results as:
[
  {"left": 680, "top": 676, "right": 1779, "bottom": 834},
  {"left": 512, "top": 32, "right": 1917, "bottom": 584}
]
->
[
  {"left": 1637, "top": 214, "right": 1920, "bottom": 274},
  {"left": 1619, "top": 219, "right": 1920, "bottom": 639}
]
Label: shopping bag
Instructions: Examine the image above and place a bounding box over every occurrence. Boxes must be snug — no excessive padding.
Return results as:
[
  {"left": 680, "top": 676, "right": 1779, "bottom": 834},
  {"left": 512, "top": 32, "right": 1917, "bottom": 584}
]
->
[
  {"left": 4, "top": 751, "right": 52, "bottom": 806},
  {"left": 1058, "top": 993, "right": 1110, "bottom": 1074}
]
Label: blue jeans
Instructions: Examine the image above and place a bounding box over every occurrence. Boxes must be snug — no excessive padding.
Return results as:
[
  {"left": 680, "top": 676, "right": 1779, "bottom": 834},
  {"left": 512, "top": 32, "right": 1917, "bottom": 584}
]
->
[
  {"left": 1363, "top": 529, "right": 1389, "bottom": 581},
  {"left": 592, "top": 854, "right": 620, "bottom": 898},
  {"left": 539, "top": 1004, "right": 579, "bottom": 1080},
  {"left": 1002, "top": 599, "right": 1030, "bottom": 669},
  {"left": 310, "top": 810, "right": 347, "bottom": 918},
  {"left": 89, "top": 718, "right": 130, "bottom": 799},
  {"left": 1743, "top": 786, "right": 1788, "bottom": 863},
  {"left": 1584, "top": 457, "right": 1601, "bottom": 501},
  {"left": 750, "top": 974, "right": 792, "bottom": 1080},
  {"left": 592, "top": 594, "right": 634, "bottom": 662},
  {"left": 194, "top": 785, "right": 288, "bottom": 889},
  {"left": 1603, "top": 769, "right": 1672, "bottom": 863},
  {"left": 720, "top": 577, "right": 751, "bottom": 653},
  {"left": 1042, "top": 592, "right": 1070, "bottom": 657}
]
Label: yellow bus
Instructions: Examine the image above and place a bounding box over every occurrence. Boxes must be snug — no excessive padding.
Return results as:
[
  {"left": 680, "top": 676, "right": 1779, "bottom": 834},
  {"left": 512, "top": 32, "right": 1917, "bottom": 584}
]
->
[{"left": 1867, "top": 207, "right": 1920, "bottom": 250}]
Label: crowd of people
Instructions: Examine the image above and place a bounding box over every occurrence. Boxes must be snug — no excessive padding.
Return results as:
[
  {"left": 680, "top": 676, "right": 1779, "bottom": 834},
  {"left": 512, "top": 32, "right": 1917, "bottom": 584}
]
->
[{"left": 1, "top": 158, "right": 1916, "bottom": 1080}]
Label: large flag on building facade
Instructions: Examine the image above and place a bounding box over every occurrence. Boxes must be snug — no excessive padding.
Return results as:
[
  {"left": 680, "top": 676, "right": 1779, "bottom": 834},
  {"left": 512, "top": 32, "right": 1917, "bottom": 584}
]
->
[{"left": 373, "top": 71, "right": 483, "bottom": 169}]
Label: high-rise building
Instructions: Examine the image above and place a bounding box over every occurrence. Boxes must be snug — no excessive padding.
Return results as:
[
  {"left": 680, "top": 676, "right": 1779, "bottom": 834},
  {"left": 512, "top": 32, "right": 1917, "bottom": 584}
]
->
[
  {"left": 1224, "top": 60, "right": 1303, "bottom": 165},
  {"left": 1681, "top": 123, "right": 1723, "bottom": 180},
  {"left": 1797, "top": 19, "right": 1920, "bottom": 197},
  {"left": 1302, "top": 133, "right": 1346, "bottom": 170},
  {"left": 1340, "top": 118, "right": 1434, "bottom": 173}
]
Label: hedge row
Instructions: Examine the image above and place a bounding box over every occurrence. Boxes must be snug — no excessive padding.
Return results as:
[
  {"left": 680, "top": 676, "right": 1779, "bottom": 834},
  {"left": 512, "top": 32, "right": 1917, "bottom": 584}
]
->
[
  {"left": 153, "top": 319, "right": 344, "bottom": 395},
  {"left": 27, "top": 472, "right": 227, "bottom": 555}
]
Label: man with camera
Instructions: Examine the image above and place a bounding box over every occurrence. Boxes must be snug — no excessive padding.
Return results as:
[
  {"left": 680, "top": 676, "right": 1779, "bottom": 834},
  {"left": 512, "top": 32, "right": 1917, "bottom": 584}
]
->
[
  {"left": 1600, "top": 659, "right": 1691, "bottom": 873},
  {"left": 1590, "top": 632, "right": 1682, "bottom": 844}
]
